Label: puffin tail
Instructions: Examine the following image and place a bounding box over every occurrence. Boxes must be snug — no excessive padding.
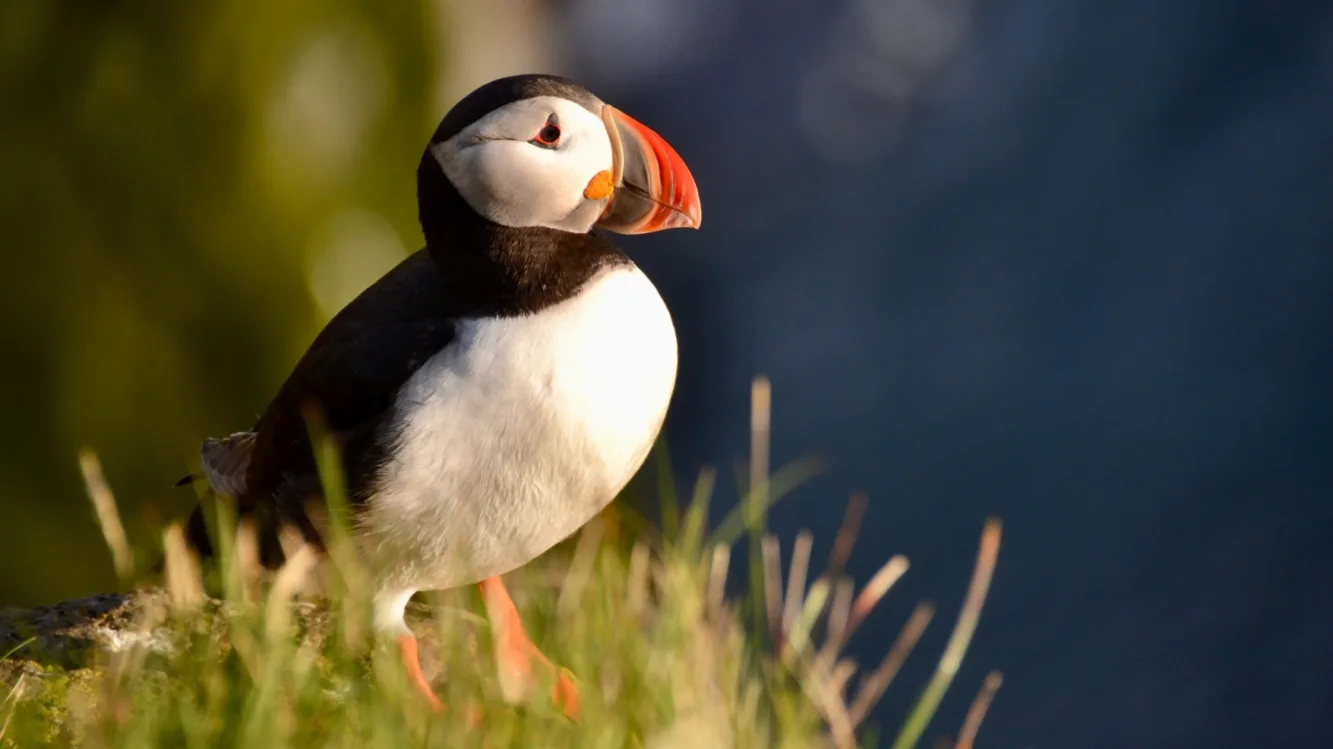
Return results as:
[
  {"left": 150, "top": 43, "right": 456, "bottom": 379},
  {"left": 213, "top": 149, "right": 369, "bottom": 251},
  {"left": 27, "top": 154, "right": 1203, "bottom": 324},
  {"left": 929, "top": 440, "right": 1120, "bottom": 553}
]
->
[
  {"left": 162, "top": 431, "right": 257, "bottom": 569},
  {"left": 199, "top": 432, "right": 256, "bottom": 498}
]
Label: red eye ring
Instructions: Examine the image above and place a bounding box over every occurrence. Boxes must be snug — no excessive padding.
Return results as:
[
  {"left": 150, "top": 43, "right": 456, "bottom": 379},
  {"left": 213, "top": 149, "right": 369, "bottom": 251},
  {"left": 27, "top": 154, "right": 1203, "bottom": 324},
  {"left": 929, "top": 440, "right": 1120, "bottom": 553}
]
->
[{"left": 533, "top": 118, "right": 561, "bottom": 147}]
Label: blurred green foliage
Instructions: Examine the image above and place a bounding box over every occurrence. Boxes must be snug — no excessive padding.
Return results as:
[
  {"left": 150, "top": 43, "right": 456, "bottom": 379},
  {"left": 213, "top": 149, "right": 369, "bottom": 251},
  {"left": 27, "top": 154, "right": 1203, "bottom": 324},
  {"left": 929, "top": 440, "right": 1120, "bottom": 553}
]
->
[{"left": 0, "top": 0, "right": 447, "bottom": 605}]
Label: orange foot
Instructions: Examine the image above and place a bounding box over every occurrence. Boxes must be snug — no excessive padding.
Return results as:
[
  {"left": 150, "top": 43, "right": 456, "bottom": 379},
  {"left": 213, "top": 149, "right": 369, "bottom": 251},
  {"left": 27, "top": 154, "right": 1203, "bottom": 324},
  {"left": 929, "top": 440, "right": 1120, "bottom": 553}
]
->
[
  {"left": 397, "top": 632, "right": 444, "bottom": 713},
  {"left": 396, "top": 632, "right": 483, "bottom": 726},
  {"left": 479, "top": 576, "right": 581, "bottom": 720}
]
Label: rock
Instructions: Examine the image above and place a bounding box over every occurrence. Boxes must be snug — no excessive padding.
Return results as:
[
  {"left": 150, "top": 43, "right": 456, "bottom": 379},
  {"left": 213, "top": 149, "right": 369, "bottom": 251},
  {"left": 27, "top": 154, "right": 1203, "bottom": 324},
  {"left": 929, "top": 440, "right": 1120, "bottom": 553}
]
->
[
  {"left": 0, "top": 587, "right": 465, "bottom": 685},
  {"left": 0, "top": 590, "right": 169, "bottom": 672}
]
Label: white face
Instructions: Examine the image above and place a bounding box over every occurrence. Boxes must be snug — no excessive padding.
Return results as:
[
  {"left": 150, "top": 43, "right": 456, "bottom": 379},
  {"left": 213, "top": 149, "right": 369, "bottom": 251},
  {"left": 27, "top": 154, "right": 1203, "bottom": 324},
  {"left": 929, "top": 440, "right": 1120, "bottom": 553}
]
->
[{"left": 430, "top": 95, "right": 615, "bottom": 234}]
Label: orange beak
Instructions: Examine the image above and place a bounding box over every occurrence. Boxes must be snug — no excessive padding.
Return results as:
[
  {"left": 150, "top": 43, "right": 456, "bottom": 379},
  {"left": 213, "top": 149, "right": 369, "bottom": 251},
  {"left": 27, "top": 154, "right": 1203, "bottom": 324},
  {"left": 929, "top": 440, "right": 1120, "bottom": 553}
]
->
[{"left": 596, "top": 104, "right": 702, "bottom": 234}]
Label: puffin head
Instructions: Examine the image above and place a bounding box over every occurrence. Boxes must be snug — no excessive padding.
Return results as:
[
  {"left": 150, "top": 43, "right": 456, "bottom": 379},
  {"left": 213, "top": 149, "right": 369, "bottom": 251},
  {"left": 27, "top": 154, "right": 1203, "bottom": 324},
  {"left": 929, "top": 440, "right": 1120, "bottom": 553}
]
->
[{"left": 419, "top": 74, "right": 701, "bottom": 237}]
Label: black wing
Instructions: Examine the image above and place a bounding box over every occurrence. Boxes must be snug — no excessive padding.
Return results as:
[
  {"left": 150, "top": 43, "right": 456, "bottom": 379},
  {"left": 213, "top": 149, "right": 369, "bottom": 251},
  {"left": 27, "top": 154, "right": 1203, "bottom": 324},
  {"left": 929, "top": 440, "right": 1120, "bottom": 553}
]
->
[{"left": 241, "top": 249, "right": 458, "bottom": 522}]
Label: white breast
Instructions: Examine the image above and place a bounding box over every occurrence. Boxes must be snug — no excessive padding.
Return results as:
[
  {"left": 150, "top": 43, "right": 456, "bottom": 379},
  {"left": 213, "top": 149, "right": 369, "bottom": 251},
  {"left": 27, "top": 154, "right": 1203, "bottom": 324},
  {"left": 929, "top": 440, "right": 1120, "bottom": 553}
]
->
[{"left": 359, "top": 264, "right": 677, "bottom": 591}]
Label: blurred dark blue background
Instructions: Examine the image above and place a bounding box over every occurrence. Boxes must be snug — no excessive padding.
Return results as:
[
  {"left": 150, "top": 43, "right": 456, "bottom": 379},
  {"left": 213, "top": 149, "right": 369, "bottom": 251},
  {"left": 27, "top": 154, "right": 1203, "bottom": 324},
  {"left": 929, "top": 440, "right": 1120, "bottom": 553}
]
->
[{"left": 563, "top": 0, "right": 1333, "bottom": 746}]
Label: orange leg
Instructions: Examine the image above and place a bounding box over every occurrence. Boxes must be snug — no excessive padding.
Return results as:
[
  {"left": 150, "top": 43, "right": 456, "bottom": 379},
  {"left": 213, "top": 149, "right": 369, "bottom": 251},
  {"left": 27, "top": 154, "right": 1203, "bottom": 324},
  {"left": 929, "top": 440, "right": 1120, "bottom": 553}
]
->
[
  {"left": 478, "top": 576, "right": 580, "bottom": 720},
  {"left": 397, "top": 632, "right": 483, "bottom": 726},
  {"left": 397, "top": 632, "right": 444, "bottom": 713}
]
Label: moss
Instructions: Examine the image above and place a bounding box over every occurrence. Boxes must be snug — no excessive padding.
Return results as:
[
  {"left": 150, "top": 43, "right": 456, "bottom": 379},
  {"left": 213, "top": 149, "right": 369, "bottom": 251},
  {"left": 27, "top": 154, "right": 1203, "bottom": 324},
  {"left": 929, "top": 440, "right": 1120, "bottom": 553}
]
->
[{"left": 1, "top": 659, "right": 103, "bottom": 746}]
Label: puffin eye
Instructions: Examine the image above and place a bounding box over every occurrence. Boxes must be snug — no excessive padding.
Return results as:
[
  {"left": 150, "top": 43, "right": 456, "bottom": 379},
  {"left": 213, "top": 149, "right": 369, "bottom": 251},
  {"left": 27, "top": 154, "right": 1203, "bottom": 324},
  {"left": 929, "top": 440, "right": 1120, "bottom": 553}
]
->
[{"left": 532, "top": 116, "right": 561, "bottom": 148}]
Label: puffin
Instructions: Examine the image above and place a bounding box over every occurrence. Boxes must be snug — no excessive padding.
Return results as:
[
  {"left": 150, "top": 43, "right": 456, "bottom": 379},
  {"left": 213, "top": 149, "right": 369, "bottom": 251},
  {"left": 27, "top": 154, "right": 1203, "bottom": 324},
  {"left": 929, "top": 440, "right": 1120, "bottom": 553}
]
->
[{"left": 181, "top": 73, "right": 701, "bottom": 718}]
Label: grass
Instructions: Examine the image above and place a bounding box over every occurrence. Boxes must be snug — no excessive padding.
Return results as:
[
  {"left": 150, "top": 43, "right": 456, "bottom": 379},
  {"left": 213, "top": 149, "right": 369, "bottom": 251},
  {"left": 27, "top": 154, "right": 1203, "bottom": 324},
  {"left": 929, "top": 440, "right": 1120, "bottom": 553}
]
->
[{"left": 1, "top": 378, "right": 1004, "bottom": 748}]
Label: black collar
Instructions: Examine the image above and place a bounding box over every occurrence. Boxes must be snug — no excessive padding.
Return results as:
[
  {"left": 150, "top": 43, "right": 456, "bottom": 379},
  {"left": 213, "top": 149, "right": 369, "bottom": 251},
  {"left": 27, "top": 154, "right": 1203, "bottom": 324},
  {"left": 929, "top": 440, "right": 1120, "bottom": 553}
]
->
[{"left": 415, "top": 156, "right": 629, "bottom": 317}]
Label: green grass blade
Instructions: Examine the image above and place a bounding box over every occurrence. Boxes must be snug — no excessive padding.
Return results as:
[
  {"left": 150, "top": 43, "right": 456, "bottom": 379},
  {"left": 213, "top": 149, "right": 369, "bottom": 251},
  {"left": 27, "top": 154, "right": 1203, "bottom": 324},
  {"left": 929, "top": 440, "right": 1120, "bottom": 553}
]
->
[
  {"left": 654, "top": 439, "right": 680, "bottom": 541},
  {"left": 680, "top": 466, "right": 716, "bottom": 563},
  {"left": 710, "top": 455, "right": 828, "bottom": 547},
  {"left": 0, "top": 637, "right": 34, "bottom": 662},
  {"left": 889, "top": 519, "right": 1002, "bottom": 749}
]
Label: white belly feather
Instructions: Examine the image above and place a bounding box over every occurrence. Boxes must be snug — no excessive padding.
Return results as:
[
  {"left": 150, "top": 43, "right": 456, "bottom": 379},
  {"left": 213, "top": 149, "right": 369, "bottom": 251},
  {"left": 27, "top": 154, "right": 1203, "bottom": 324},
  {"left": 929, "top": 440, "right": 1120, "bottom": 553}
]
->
[{"left": 358, "top": 264, "right": 677, "bottom": 591}]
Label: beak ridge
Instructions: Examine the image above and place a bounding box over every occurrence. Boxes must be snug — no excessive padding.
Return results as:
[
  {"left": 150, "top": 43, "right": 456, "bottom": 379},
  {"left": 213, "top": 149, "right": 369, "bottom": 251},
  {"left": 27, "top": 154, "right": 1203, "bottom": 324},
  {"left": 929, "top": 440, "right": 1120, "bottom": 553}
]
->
[{"left": 597, "top": 105, "right": 701, "bottom": 234}]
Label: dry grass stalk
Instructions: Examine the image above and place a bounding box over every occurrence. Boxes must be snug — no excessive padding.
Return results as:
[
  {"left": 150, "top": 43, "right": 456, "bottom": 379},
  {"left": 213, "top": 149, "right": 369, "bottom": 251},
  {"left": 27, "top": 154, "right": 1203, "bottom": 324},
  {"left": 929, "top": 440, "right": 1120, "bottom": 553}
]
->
[
  {"left": 162, "top": 523, "right": 204, "bottom": 611},
  {"left": 826, "top": 492, "right": 868, "bottom": 580},
  {"left": 627, "top": 541, "right": 652, "bottom": 617},
  {"left": 761, "top": 533, "right": 784, "bottom": 646},
  {"left": 847, "top": 601, "right": 935, "bottom": 727},
  {"left": 748, "top": 377, "right": 772, "bottom": 646},
  {"left": 941, "top": 520, "right": 1002, "bottom": 678},
  {"left": 782, "top": 530, "right": 814, "bottom": 638},
  {"left": 809, "top": 493, "right": 870, "bottom": 660},
  {"left": 687, "top": 466, "right": 717, "bottom": 536},
  {"left": 277, "top": 524, "right": 307, "bottom": 562},
  {"left": 802, "top": 671, "right": 856, "bottom": 749},
  {"left": 846, "top": 554, "right": 910, "bottom": 642},
  {"left": 827, "top": 658, "right": 858, "bottom": 700},
  {"left": 558, "top": 516, "right": 605, "bottom": 618},
  {"left": 79, "top": 449, "right": 134, "bottom": 583},
  {"left": 955, "top": 670, "right": 1003, "bottom": 749},
  {"left": 707, "top": 544, "right": 731, "bottom": 619},
  {"left": 749, "top": 377, "right": 771, "bottom": 503},
  {"left": 223, "top": 519, "right": 264, "bottom": 679},
  {"left": 820, "top": 577, "right": 854, "bottom": 666},
  {"left": 233, "top": 517, "right": 262, "bottom": 605},
  {"left": 80, "top": 448, "right": 171, "bottom": 718},
  {"left": 781, "top": 577, "right": 829, "bottom": 666},
  {"left": 0, "top": 672, "right": 28, "bottom": 742},
  {"left": 887, "top": 518, "right": 1003, "bottom": 749},
  {"left": 265, "top": 543, "right": 320, "bottom": 641}
]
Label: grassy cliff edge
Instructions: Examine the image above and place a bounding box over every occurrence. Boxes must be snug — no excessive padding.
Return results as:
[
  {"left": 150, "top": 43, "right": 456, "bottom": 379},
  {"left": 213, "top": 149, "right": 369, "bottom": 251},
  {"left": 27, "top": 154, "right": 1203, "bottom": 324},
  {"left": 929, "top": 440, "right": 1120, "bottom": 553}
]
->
[{"left": 1, "top": 381, "right": 1004, "bottom": 748}]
